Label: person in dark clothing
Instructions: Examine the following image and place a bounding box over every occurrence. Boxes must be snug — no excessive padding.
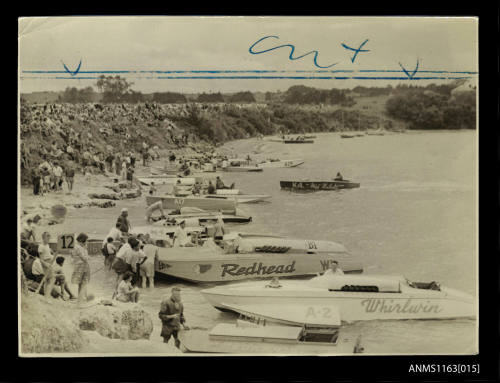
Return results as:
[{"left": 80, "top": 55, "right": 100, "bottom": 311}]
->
[
  {"left": 117, "top": 208, "right": 131, "bottom": 234},
  {"left": 158, "top": 287, "right": 189, "bottom": 348},
  {"left": 207, "top": 181, "right": 216, "bottom": 194},
  {"left": 32, "top": 169, "right": 41, "bottom": 195},
  {"left": 334, "top": 172, "right": 343, "bottom": 181}
]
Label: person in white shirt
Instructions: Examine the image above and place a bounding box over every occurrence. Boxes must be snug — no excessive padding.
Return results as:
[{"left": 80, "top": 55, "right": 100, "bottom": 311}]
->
[
  {"left": 31, "top": 257, "right": 45, "bottom": 283},
  {"left": 53, "top": 164, "right": 63, "bottom": 190},
  {"left": 173, "top": 221, "right": 194, "bottom": 247},
  {"left": 102, "top": 223, "right": 123, "bottom": 248},
  {"left": 37, "top": 232, "right": 54, "bottom": 273},
  {"left": 140, "top": 243, "right": 158, "bottom": 289},
  {"left": 324, "top": 261, "right": 344, "bottom": 276}
]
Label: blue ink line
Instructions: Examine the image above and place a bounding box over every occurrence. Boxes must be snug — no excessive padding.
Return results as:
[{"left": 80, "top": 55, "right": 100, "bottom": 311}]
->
[
  {"left": 21, "top": 69, "right": 478, "bottom": 75},
  {"left": 248, "top": 35, "right": 337, "bottom": 69},
  {"left": 21, "top": 75, "right": 473, "bottom": 81}
]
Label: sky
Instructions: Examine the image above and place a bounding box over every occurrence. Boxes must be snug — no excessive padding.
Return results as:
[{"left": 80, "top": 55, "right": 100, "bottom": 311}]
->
[{"left": 18, "top": 17, "right": 478, "bottom": 94}]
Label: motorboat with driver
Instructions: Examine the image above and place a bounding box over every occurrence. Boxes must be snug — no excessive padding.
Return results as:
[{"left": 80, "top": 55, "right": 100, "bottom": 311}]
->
[{"left": 201, "top": 273, "right": 475, "bottom": 321}]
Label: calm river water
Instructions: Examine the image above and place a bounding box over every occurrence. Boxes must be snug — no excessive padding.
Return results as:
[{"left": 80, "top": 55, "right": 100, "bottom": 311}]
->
[{"left": 63, "top": 130, "right": 477, "bottom": 355}]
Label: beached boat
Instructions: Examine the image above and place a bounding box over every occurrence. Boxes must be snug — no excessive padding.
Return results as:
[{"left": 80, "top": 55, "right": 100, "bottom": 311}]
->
[
  {"left": 138, "top": 177, "right": 196, "bottom": 186},
  {"left": 178, "top": 315, "right": 363, "bottom": 354},
  {"left": 283, "top": 139, "right": 314, "bottom": 144},
  {"left": 280, "top": 180, "right": 360, "bottom": 190},
  {"left": 366, "top": 130, "right": 385, "bottom": 136},
  {"left": 215, "top": 189, "right": 241, "bottom": 195},
  {"left": 146, "top": 195, "right": 237, "bottom": 214},
  {"left": 227, "top": 234, "right": 349, "bottom": 255},
  {"left": 155, "top": 245, "right": 362, "bottom": 283},
  {"left": 222, "top": 166, "right": 263, "bottom": 172},
  {"left": 257, "top": 159, "right": 304, "bottom": 168},
  {"left": 204, "top": 194, "right": 271, "bottom": 204},
  {"left": 201, "top": 273, "right": 476, "bottom": 321},
  {"left": 155, "top": 213, "right": 252, "bottom": 225}
]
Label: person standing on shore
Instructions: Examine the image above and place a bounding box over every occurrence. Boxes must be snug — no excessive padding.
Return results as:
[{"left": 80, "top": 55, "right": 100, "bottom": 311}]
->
[
  {"left": 64, "top": 165, "right": 75, "bottom": 193},
  {"left": 140, "top": 242, "right": 158, "bottom": 289},
  {"left": 158, "top": 287, "right": 188, "bottom": 348},
  {"left": 70, "top": 233, "right": 91, "bottom": 304},
  {"left": 117, "top": 208, "right": 132, "bottom": 235},
  {"left": 53, "top": 163, "right": 63, "bottom": 191}
]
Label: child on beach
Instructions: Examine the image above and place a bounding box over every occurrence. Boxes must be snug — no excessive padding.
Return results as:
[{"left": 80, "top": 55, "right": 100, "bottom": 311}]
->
[{"left": 115, "top": 272, "right": 139, "bottom": 303}]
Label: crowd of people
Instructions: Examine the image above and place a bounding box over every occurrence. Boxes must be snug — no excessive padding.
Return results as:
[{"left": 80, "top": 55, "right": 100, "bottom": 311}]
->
[{"left": 19, "top": 102, "right": 188, "bottom": 190}]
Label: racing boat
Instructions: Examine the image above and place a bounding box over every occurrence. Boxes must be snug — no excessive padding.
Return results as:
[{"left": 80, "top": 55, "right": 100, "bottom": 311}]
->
[
  {"left": 203, "top": 194, "right": 271, "bottom": 204},
  {"left": 225, "top": 233, "right": 349, "bottom": 254},
  {"left": 201, "top": 273, "right": 476, "bottom": 321},
  {"left": 222, "top": 166, "right": 263, "bottom": 172},
  {"left": 155, "top": 245, "right": 362, "bottom": 283},
  {"left": 146, "top": 195, "right": 237, "bottom": 214},
  {"left": 257, "top": 159, "right": 304, "bottom": 168},
  {"left": 280, "top": 180, "right": 360, "bottom": 190}
]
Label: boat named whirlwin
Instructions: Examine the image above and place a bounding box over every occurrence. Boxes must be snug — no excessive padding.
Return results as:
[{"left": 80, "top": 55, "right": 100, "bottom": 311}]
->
[{"left": 201, "top": 273, "right": 475, "bottom": 321}]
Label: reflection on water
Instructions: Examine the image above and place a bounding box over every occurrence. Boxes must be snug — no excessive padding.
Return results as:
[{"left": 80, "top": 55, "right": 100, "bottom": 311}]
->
[{"left": 63, "top": 131, "right": 477, "bottom": 354}]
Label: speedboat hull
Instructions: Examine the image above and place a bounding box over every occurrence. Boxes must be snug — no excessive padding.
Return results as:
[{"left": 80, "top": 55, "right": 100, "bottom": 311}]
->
[
  {"left": 201, "top": 276, "right": 476, "bottom": 321},
  {"left": 146, "top": 195, "right": 237, "bottom": 214},
  {"left": 257, "top": 159, "right": 304, "bottom": 168},
  {"left": 156, "top": 247, "right": 361, "bottom": 283},
  {"left": 280, "top": 180, "right": 360, "bottom": 190},
  {"left": 223, "top": 166, "right": 263, "bottom": 172}
]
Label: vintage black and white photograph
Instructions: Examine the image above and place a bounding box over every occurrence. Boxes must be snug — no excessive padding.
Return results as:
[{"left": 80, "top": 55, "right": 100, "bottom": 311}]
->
[{"left": 18, "top": 16, "right": 478, "bottom": 356}]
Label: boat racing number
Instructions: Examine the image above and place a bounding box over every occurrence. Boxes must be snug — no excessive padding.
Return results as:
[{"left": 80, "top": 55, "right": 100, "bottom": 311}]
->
[
  {"left": 57, "top": 233, "right": 75, "bottom": 251},
  {"left": 174, "top": 198, "right": 185, "bottom": 206},
  {"left": 306, "top": 241, "right": 318, "bottom": 250}
]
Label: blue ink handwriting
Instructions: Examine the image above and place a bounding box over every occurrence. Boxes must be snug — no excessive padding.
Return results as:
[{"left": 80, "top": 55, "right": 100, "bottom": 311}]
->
[
  {"left": 399, "top": 59, "right": 419, "bottom": 79},
  {"left": 249, "top": 35, "right": 337, "bottom": 69},
  {"left": 341, "top": 39, "right": 370, "bottom": 63},
  {"left": 62, "top": 59, "right": 82, "bottom": 77}
]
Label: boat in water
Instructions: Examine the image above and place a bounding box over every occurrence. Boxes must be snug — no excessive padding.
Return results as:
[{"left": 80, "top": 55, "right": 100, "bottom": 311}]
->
[
  {"left": 283, "top": 139, "right": 314, "bottom": 144},
  {"left": 146, "top": 195, "right": 237, "bottom": 214},
  {"left": 203, "top": 194, "right": 271, "bottom": 204},
  {"left": 257, "top": 159, "right": 304, "bottom": 168},
  {"left": 222, "top": 166, "right": 263, "bottom": 172},
  {"left": 280, "top": 180, "right": 360, "bottom": 190},
  {"left": 201, "top": 273, "right": 476, "bottom": 321},
  {"left": 341, "top": 133, "right": 356, "bottom": 138},
  {"left": 178, "top": 312, "right": 363, "bottom": 354}
]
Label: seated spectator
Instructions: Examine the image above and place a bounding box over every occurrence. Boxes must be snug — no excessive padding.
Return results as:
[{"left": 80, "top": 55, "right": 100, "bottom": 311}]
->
[
  {"left": 115, "top": 272, "right": 140, "bottom": 303},
  {"left": 44, "top": 256, "right": 76, "bottom": 300}
]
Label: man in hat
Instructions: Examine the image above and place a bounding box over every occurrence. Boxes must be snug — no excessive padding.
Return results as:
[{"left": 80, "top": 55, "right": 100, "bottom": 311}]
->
[
  {"left": 158, "top": 287, "right": 189, "bottom": 348},
  {"left": 117, "top": 208, "right": 132, "bottom": 235}
]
